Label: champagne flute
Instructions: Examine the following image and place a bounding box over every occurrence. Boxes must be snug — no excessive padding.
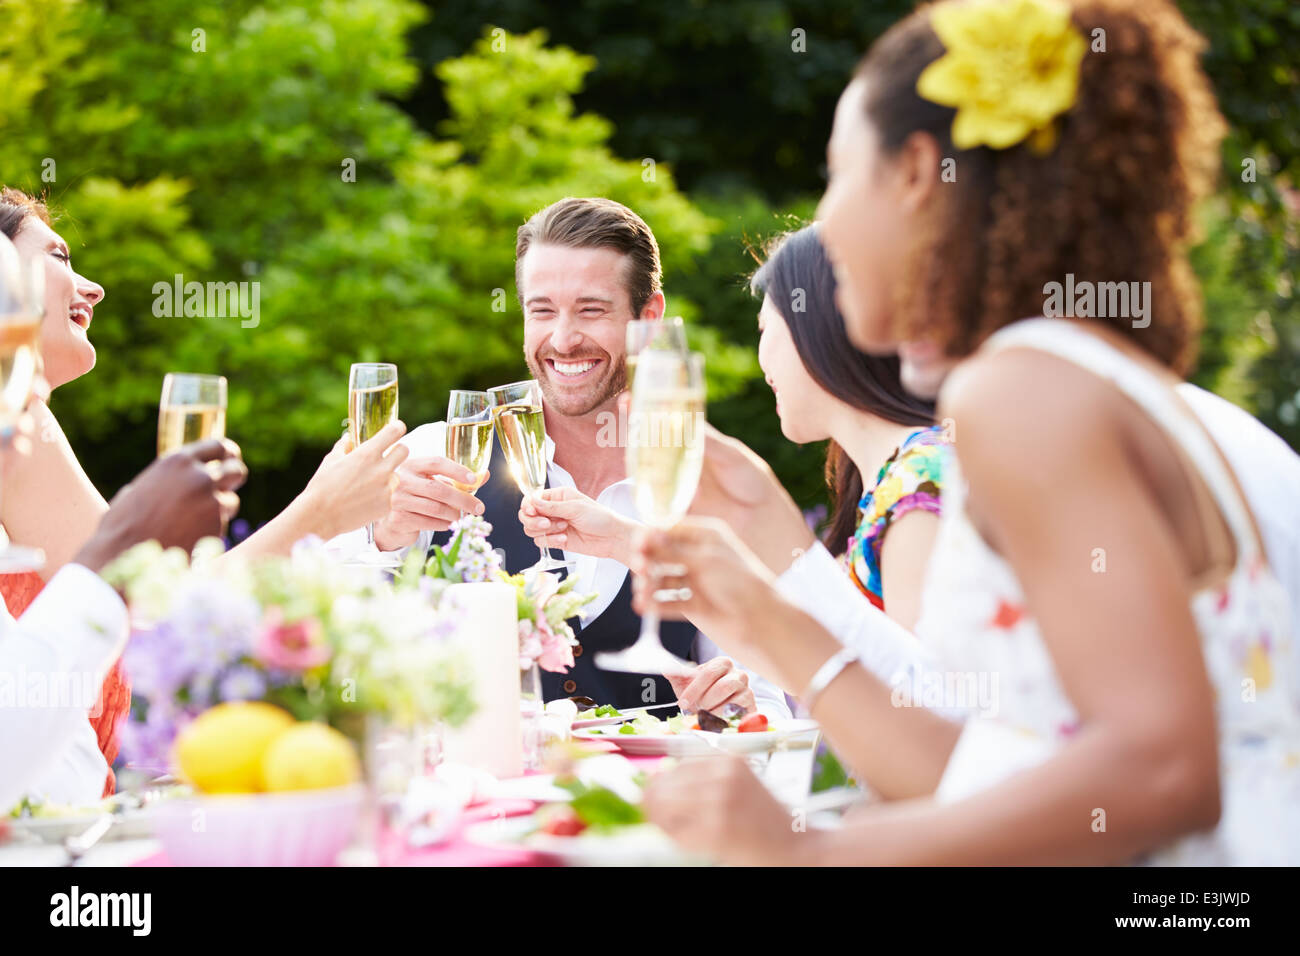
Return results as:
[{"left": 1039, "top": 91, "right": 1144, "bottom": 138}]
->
[
  {"left": 157, "top": 374, "right": 227, "bottom": 457},
  {"left": 624, "top": 316, "right": 687, "bottom": 390},
  {"left": 487, "top": 378, "right": 566, "bottom": 573},
  {"left": 596, "top": 350, "right": 705, "bottom": 679},
  {"left": 0, "top": 237, "right": 46, "bottom": 571},
  {"left": 446, "top": 389, "right": 494, "bottom": 519},
  {"left": 348, "top": 362, "right": 399, "bottom": 551}
]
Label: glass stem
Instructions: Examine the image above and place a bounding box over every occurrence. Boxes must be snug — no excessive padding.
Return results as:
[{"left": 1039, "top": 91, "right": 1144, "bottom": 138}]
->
[{"left": 638, "top": 606, "right": 661, "bottom": 646}]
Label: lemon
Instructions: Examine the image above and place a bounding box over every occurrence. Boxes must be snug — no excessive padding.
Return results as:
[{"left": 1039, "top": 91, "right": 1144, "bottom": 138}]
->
[
  {"left": 173, "top": 702, "right": 296, "bottom": 794},
  {"left": 261, "top": 722, "right": 361, "bottom": 792}
]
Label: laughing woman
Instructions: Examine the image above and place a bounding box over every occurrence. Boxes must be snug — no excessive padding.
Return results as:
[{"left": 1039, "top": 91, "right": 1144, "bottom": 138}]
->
[
  {"left": 0, "top": 188, "right": 407, "bottom": 798},
  {"left": 638, "top": 0, "right": 1299, "bottom": 864}
]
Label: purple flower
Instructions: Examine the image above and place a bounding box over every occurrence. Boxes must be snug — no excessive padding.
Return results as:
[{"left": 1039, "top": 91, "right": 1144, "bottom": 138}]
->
[
  {"left": 444, "top": 515, "right": 504, "bottom": 583},
  {"left": 218, "top": 665, "right": 268, "bottom": 701},
  {"left": 118, "top": 698, "right": 183, "bottom": 771}
]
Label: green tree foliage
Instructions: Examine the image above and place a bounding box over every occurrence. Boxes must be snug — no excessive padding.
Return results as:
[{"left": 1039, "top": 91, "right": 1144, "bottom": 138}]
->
[
  {"left": 1, "top": 0, "right": 1295, "bottom": 529},
  {"left": 0, "top": 2, "right": 748, "bottom": 520},
  {"left": 410, "top": 0, "right": 1300, "bottom": 461},
  {"left": 1179, "top": 0, "right": 1300, "bottom": 447},
  {"left": 407, "top": 0, "right": 913, "bottom": 201}
]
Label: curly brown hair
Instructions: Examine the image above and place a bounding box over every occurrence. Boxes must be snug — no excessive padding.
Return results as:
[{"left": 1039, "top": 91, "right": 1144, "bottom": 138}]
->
[
  {"left": 0, "top": 187, "right": 53, "bottom": 241},
  {"left": 857, "top": 0, "right": 1225, "bottom": 374}
]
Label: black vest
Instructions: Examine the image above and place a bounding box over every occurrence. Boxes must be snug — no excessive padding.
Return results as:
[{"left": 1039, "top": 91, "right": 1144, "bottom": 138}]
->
[{"left": 428, "top": 440, "right": 695, "bottom": 711}]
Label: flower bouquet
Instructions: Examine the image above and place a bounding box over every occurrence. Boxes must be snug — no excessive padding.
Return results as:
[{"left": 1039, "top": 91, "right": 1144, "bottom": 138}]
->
[
  {"left": 397, "top": 515, "right": 597, "bottom": 675},
  {"left": 104, "top": 536, "right": 477, "bottom": 771},
  {"left": 102, "top": 536, "right": 480, "bottom": 865}
]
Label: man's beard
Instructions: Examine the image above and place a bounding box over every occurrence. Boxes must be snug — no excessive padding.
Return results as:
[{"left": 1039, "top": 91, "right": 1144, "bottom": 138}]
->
[{"left": 525, "top": 349, "right": 627, "bottom": 417}]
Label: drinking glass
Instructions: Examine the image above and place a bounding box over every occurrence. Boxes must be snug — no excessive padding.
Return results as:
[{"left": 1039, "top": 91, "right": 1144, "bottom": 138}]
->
[
  {"left": 446, "top": 390, "right": 494, "bottom": 519},
  {"left": 0, "top": 239, "right": 45, "bottom": 571},
  {"left": 595, "top": 350, "right": 705, "bottom": 678},
  {"left": 625, "top": 316, "right": 687, "bottom": 390},
  {"left": 348, "top": 363, "right": 399, "bottom": 550},
  {"left": 486, "top": 379, "right": 566, "bottom": 572},
  {"left": 157, "top": 374, "right": 227, "bottom": 457}
]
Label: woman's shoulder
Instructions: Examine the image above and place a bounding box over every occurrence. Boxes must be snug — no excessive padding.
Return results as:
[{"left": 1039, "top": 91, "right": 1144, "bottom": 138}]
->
[
  {"left": 938, "top": 345, "right": 1119, "bottom": 457},
  {"left": 862, "top": 425, "right": 950, "bottom": 523},
  {"left": 884, "top": 424, "right": 951, "bottom": 489},
  {"left": 894, "top": 424, "right": 951, "bottom": 477}
]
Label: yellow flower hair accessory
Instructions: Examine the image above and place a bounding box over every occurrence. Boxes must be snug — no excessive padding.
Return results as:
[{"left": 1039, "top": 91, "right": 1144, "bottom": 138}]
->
[{"left": 916, "top": 0, "right": 1087, "bottom": 155}]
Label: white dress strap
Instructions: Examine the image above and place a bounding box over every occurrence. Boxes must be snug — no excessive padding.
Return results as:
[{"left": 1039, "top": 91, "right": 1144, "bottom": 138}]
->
[{"left": 982, "top": 318, "right": 1260, "bottom": 563}]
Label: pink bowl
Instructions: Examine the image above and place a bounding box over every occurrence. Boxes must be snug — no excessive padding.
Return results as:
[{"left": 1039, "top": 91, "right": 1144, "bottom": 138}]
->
[{"left": 152, "top": 785, "right": 365, "bottom": 866}]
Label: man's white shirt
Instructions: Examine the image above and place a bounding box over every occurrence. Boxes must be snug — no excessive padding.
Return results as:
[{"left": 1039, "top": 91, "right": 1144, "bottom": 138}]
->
[
  {"left": 329, "top": 421, "right": 791, "bottom": 718},
  {"left": 0, "top": 564, "right": 128, "bottom": 811}
]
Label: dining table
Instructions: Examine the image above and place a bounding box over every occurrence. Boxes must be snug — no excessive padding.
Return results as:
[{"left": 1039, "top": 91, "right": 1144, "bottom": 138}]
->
[{"left": 0, "top": 738, "right": 824, "bottom": 867}]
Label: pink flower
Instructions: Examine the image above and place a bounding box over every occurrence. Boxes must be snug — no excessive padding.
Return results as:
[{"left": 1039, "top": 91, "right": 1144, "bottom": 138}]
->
[
  {"left": 528, "top": 571, "right": 561, "bottom": 609},
  {"left": 256, "top": 606, "right": 331, "bottom": 671},
  {"left": 535, "top": 618, "right": 575, "bottom": 674},
  {"left": 518, "top": 620, "right": 543, "bottom": 671}
]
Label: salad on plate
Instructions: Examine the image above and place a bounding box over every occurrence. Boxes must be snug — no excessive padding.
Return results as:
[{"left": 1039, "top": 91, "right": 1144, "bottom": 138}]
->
[
  {"left": 463, "top": 756, "right": 700, "bottom": 866},
  {"left": 582, "top": 707, "right": 771, "bottom": 736}
]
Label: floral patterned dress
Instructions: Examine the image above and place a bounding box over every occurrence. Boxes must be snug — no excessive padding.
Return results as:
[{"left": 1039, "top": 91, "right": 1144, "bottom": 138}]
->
[
  {"left": 916, "top": 319, "right": 1300, "bottom": 864},
  {"left": 844, "top": 426, "right": 950, "bottom": 610}
]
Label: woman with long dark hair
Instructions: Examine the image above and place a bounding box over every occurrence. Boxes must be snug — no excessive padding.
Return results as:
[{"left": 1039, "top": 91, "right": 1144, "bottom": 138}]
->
[{"left": 751, "top": 224, "right": 945, "bottom": 626}]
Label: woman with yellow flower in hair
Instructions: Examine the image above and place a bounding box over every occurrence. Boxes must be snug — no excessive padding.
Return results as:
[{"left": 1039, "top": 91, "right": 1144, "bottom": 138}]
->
[{"left": 637, "top": 0, "right": 1299, "bottom": 865}]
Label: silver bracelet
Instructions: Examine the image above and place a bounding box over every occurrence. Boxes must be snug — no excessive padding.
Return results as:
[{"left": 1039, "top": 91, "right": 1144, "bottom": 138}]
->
[{"left": 802, "top": 646, "right": 861, "bottom": 712}]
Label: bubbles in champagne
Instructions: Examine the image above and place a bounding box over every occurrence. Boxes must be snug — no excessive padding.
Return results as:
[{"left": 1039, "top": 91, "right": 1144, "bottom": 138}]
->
[
  {"left": 348, "top": 380, "right": 399, "bottom": 445},
  {"left": 626, "top": 390, "right": 706, "bottom": 527},
  {"left": 0, "top": 317, "right": 40, "bottom": 430},
  {"left": 447, "top": 418, "right": 494, "bottom": 492},
  {"left": 157, "top": 404, "right": 226, "bottom": 457},
  {"left": 493, "top": 402, "right": 547, "bottom": 496}
]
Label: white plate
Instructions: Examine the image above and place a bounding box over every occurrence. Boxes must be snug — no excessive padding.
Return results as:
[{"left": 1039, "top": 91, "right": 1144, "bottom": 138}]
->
[
  {"left": 569, "top": 705, "right": 679, "bottom": 730},
  {"left": 573, "top": 718, "right": 820, "bottom": 756},
  {"left": 5, "top": 809, "right": 156, "bottom": 844},
  {"left": 462, "top": 814, "right": 703, "bottom": 867},
  {"left": 570, "top": 713, "right": 632, "bottom": 730}
]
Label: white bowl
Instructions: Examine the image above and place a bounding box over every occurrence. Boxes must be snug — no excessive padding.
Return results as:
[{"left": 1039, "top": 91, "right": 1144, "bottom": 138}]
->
[{"left": 152, "top": 785, "right": 365, "bottom": 866}]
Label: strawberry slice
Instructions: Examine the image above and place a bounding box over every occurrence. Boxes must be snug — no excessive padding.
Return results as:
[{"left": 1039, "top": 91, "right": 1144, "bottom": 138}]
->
[
  {"left": 540, "top": 808, "right": 587, "bottom": 837},
  {"left": 738, "top": 713, "right": 769, "bottom": 733}
]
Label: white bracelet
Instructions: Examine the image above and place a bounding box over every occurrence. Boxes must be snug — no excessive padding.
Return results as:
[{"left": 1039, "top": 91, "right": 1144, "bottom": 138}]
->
[{"left": 802, "top": 646, "right": 860, "bottom": 712}]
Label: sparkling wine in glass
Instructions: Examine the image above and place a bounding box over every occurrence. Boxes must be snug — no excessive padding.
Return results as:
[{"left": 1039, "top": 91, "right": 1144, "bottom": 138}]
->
[
  {"left": 446, "top": 389, "right": 494, "bottom": 517},
  {"left": 158, "top": 374, "right": 227, "bottom": 457},
  {"left": 348, "top": 362, "right": 398, "bottom": 549},
  {"left": 624, "top": 316, "right": 687, "bottom": 390},
  {"left": 487, "top": 379, "right": 566, "bottom": 573},
  {"left": 596, "top": 350, "right": 705, "bottom": 679},
  {"left": 0, "top": 238, "right": 46, "bottom": 571}
]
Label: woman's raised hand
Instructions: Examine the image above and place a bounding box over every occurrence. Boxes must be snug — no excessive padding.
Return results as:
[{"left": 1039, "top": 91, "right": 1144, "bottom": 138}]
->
[
  {"left": 630, "top": 516, "right": 792, "bottom": 688},
  {"left": 518, "top": 487, "right": 635, "bottom": 563},
  {"left": 300, "top": 421, "right": 410, "bottom": 540},
  {"left": 689, "top": 425, "right": 815, "bottom": 575}
]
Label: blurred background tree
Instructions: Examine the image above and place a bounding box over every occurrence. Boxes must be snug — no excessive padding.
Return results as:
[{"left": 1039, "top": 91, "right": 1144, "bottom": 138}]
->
[{"left": 0, "top": 0, "right": 1295, "bottom": 531}]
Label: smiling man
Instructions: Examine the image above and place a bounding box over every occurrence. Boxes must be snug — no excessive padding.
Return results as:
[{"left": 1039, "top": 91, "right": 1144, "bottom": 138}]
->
[{"left": 356, "top": 197, "right": 788, "bottom": 715}]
